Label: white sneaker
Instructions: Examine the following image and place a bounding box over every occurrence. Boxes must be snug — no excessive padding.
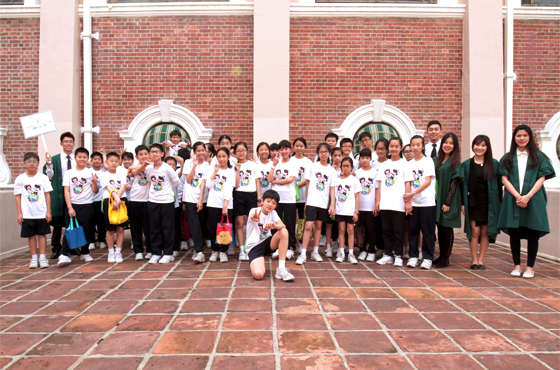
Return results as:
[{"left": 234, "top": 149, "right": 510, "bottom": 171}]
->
[
  {"left": 366, "top": 253, "right": 375, "bottom": 262},
  {"left": 227, "top": 245, "right": 235, "bottom": 256},
  {"left": 394, "top": 257, "right": 403, "bottom": 267},
  {"left": 286, "top": 249, "right": 295, "bottom": 260},
  {"left": 115, "top": 252, "right": 123, "bottom": 263},
  {"left": 219, "top": 252, "right": 228, "bottom": 263},
  {"left": 319, "top": 235, "right": 326, "bottom": 246},
  {"left": 275, "top": 267, "right": 295, "bottom": 281},
  {"left": 57, "top": 254, "right": 72, "bottom": 267},
  {"left": 148, "top": 255, "right": 161, "bottom": 264},
  {"left": 209, "top": 251, "right": 219, "bottom": 262},
  {"left": 81, "top": 254, "right": 93, "bottom": 263},
  {"left": 510, "top": 268, "right": 522, "bottom": 277},
  {"left": 420, "top": 259, "right": 432, "bottom": 270},
  {"left": 145, "top": 253, "right": 152, "bottom": 259},
  {"left": 29, "top": 259, "right": 39, "bottom": 269},
  {"left": 193, "top": 252, "right": 205, "bottom": 263},
  {"left": 376, "top": 255, "right": 394, "bottom": 265},
  {"left": 295, "top": 253, "right": 307, "bottom": 265},
  {"left": 188, "top": 239, "right": 195, "bottom": 249},
  {"left": 358, "top": 251, "right": 367, "bottom": 261},
  {"left": 107, "top": 250, "right": 116, "bottom": 263},
  {"left": 336, "top": 250, "right": 345, "bottom": 263},
  {"left": 39, "top": 258, "right": 49, "bottom": 269},
  {"left": 135, "top": 253, "right": 144, "bottom": 261},
  {"left": 173, "top": 251, "right": 180, "bottom": 257},
  {"left": 272, "top": 249, "right": 279, "bottom": 260},
  {"left": 310, "top": 251, "right": 323, "bottom": 262},
  {"left": 205, "top": 239, "right": 211, "bottom": 248},
  {"left": 239, "top": 251, "right": 249, "bottom": 261},
  {"left": 325, "top": 247, "right": 333, "bottom": 258},
  {"left": 99, "top": 242, "right": 107, "bottom": 249},
  {"left": 348, "top": 254, "right": 358, "bottom": 264},
  {"left": 407, "top": 257, "right": 418, "bottom": 268},
  {"left": 159, "top": 255, "right": 174, "bottom": 264},
  {"left": 180, "top": 241, "right": 188, "bottom": 251},
  {"left": 88, "top": 243, "right": 96, "bottom": 250}
]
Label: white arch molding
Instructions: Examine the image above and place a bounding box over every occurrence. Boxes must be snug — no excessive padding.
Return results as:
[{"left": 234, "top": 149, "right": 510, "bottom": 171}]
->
[
  {"left": 332, "top": 100, "right": 424, "bottom": 144},
  {"left": 537, "top": 111, "right": 560, "bottom": 189},
  {"left": 118, "top": 100, "right": 214, "bottom": 150}
]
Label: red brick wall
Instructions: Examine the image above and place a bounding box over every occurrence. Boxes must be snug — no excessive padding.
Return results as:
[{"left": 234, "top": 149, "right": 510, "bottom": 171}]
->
[
  {"left": 0, "top": 18, "right": 40, "bottom": 181},
  {"left": 513, "top": 20, "right": 560, "bottom": 137},
  {"left": 90, "top": 16, "right": 254, "bottom": 153},
  {"left": 290, "top": 17, "right": 463, "bottom": 158}
]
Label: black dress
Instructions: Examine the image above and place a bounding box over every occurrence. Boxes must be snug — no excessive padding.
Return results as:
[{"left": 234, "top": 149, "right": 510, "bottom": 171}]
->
[{"left": 468, "top": 161, "right": 488, "bottom": 226}]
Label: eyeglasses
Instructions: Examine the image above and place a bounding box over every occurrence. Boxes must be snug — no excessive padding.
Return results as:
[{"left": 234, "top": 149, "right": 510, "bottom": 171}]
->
[
  {"left": 236, "top": 150, "right": 247, "bottom": 153},
  {"left": 376, "top": 148, "right": 388, "bottom": 151},
  {"left": 341, "top": 145, "right": 353, "bottom": 149},
  {"left": 150, "top": 150, "right": 162, "bottom": 154},
  {"left": 62, "top": 140, "right": 74, "bottom": 144},
  {"left": 318, "top": 151, "right": 330, "bottom": 155},
  {"left": 25, "top": 160, "right": 39, "bottom": 164}
]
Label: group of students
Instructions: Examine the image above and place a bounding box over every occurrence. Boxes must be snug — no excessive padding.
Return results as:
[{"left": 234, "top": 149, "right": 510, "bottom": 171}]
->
[{"left": 14, "top": 121, "right": 555, "bottom": 282}]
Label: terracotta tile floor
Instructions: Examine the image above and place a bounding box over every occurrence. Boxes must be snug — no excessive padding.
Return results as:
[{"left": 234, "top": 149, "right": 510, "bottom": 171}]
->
[{"left": 0, "top": 236, "right": 559, "bottom": 370}]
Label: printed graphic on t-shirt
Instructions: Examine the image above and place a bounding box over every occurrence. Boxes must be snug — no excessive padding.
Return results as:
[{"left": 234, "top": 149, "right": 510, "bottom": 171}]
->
[
  {"left": 213, "top": 175, "right": 227, "bottom": 192},
  {"left": 25, "top": 184, "right": 41, "bottom": 203},
  {"left": 260, "top": 170, "right": 269, "bottom": 188},
  {"left": 138, "top": 171, "right": 148, "bottom": 186},
  {"left": 110, "top": 179, "right": 122, "bottom": 190},
  {"left": 151, "top": 175, "right": 165, "bottom": 191},
  {"left": 411, "top": 169, "right": 424, "bottom": 190},
  {"left": 71, "top": 177, "right": 86, "bottom": 194},
  {"left": 258, "top": 223, "right": 268, "bottom": 241},
  {"left": 296, "top": 166, "right": 305, "bottom": 182},
  {"left": 239, "top": 170, "right": 252, "bottom": 187},
  {"left": 336, "top": 184, "right": 351, "bottom": 203},
  {"left": 190, "top": 172, "right": 204, "bottom": 188},
  {"left": 384, "top": 169, "right": 399, "bottom": 187},
  {"left": 274, "top": 169, "right": 289, "bottom": 187},
  {"left": 315, "top": 172, "right": 329, "bottom": 191},
  {"left": 359, "top": 177, "right": 374, "bottom": 195}
]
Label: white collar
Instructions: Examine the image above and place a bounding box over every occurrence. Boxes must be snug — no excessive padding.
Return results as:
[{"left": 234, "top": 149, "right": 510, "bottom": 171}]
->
[{"left": 516, "top": 149, "right": 528, "bottom": 157}]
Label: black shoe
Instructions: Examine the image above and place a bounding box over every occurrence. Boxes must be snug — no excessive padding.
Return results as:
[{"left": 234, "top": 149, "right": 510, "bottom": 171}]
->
[
  {"left": 478, "top": 264, "right": 486, "bottom": 270},
  {"left": 470, "top": 263, "right": 478, "bottom": 270},
  {"left": 433, "top": 256, "right": 442, "bottom": 265},
  {"left": 69, "top": 248, "right": 81, "bottom": 256},
  {"left": 50, "top": 249, "right": 60, "bottom": 260},
  {"left": 435, "top": 259, "right": 450, "bottom": 268}
]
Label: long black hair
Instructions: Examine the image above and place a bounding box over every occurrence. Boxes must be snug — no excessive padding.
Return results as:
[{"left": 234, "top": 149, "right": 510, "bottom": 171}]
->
[
  {"left": 437, "top": 133, "right": 460, "bottom": 169},
  {"left": 502, "top": 124, "right": 540, "bottom": 172},
  {"left": 471, "top": 135, "right": 495, "bottom": 181}
]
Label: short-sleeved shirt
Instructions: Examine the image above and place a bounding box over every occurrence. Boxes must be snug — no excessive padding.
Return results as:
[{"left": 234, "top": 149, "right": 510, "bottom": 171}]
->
[
  {"left": 271, "top": 159, "right": 297, "bottom": 203},
  {"left": 333, "top": 175, "right": 361, "bottom": 216},
  {"left": 166, "top": 140, "right": 188, "bottom": 157},
  {"left": 145, "top": 162, "right": 180, "bottom": 204},
  {"left": 63, "top": 168, "right": 95, "bottom": 204},
  {"left": 354, "top": 167, "right": 378, "bottom": 211},
  {"left": 258, "top": 161, "right": 274, "bottom": 194},
  {"left": 305, "top": 162, "right": 336, "bottom": 209},
  {"left": 129, "top": 168, "right": 150, "bottom": 202},
  {"left": 100, "top": 167, "right": 128, "bottom": 200},
  {"left": 406, "top": 156, "right": 436, "bottom": 207},
  {"left": 182, "top": 160, "right": 209, "bottom": 203},
  {"left": 376, "top": 158, "right": 410, "bottom": 212},
  {"left": 14, "top": 173, "right": 53, "bottom": 219},
  {"left": 291, "top": 156, "right": 313, "bottom": 203},
  {"left": 244, "top": 207, "right": 281, "bottom": 253},
  {"left": 205, "top": 167, "right": 235, "bottom": 209},
  {"left": 236, "top": 161, "right": 261, "bottom": 193}
]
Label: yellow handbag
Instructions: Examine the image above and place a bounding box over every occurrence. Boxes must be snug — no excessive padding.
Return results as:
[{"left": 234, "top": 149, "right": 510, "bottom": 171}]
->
[{"left": 108, "top": 190, "right": 128, "bottom": 225}]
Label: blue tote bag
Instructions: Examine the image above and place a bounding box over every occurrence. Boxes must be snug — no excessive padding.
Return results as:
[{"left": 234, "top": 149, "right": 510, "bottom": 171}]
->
[{"left": 66, "top": 217, "right": 87, "bottom": 249}]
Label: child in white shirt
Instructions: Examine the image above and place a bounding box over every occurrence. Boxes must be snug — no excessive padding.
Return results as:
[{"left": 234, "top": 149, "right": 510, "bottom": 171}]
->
[
  {"left": 291, "top": 138, "right": 313, "bottom": 252},
  {"left": 90, "top": 152, "right": 107, "bottom": 250},
  {"left": 324, "top": 147, "right": 342, "bottom": 257},
  {"left": 164, "top": 129, "right": 190, "bottom": 157},
  {"left": 256, "top": 142, "right": 273, "bottom": 195},
  {"left": 128, "top": 145, "right": 152, "bottom": 260},
  {"left": 354, "top": 148, "right": 379, "bottom": 262},
  {"left": 164, "top": 156, "right": 184, "bottom": 259}
]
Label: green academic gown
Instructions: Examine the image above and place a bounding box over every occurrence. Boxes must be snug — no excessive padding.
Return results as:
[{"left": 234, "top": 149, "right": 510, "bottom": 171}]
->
[
  {"left": 497, "top": 151, "right": 556, "bottom": 238},
  {"left": 460, "top": 158, "right": 501, "bottom": 242},
  {"left": 435, "top": 157, "right": 464, "bottom": 229},
  {"left": 42, "top": 153, "right": 64, "bottom": 218}
]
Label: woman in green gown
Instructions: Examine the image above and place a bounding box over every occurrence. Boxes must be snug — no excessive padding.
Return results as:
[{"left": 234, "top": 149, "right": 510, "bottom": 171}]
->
[{"left": 497, "top": 125, "right": 556, "bottom": 279}]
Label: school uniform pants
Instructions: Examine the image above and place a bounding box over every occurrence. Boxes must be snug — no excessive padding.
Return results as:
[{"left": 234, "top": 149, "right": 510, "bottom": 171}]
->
[
  {"left": 408, "top": 206, "right": 436, "bottom": 260},
  {"left": 128, "top": 201, "right": 152, "bottom": 254},
  {"left": 380, "top": 210, "right": 405, "bottom": 257},
  {"left": 200, "top": 203, "right": 210, "bottom": 241},
  {"left": 174, "top": 206, "right": 182, "bottom": 251},
  {"left": 93, "top": 200, "right": 106, "bottom": 244},
  {"left": 437, "top": 223, "right": 454, "bottom": 260},
  {"left": 148, "top": 202, "right": 175, "bottom": 256},
  {"left": 274, "top": 202, "right": 297, "bottom": 251},
  {"left": 207, "top": 207, "right": 234, "bottom": 253},
  {"left": 61, "top": 203, "right": 95, "bottom": 256},
  {"left": 358, "top": 212, "right": 375, "bottom": 253},
  {"left": 185, "top": 202, "right": 204, "bottom": 253},
  {"left": 372, "top": 214, "right": 385, "bottom": 253},
  {"left": 509, "top": 227, "right": 540, "bottom": 268}
]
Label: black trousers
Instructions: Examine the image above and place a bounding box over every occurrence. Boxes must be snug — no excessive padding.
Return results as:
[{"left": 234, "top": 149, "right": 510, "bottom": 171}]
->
[
  {"left": 62, "top": 203, "right": 95, "bottom": 256},
  {"left": 358, "top": 212, "right": 375, "bottom": 253},
  {"left": 509, "top": 227, "right": 540, "bottom": 267},
  {"left": 380, "top": 210, "right": 405, "bottom": 257},
  {"left": 274, "top": 202, "right": 297, "bottom": 250},
  {"left": 50, "top": 216, "right": 65, "bottom": 251},
  {"left": 371, "top": 214, "right": 384, "bottom": 253},
  {"left": 128, "top": 201, "right": 152, "bottom": 254},
  {"left": 408, "top": 206, "right": 436, "bottom": 260},
  {"left": 185, "top": 202, "right": 204, "bottom": 253},
  {"left": 92, "top": 200, "right": 106, "bottom": 244},
  {"left": 207, "top": 207, "right": 234, "bottom": 252},
  {"left": 148, "top": 202, "right": 175, "bottom": 256},
  {"left": 174, "top": 206, "right": 182, "bottom": 251},
  {"left": 437, "top": 223, "right": 454, "bottom": 260},
  {"left": 200, "top": 203, "right": 210, "bottom": 240}
]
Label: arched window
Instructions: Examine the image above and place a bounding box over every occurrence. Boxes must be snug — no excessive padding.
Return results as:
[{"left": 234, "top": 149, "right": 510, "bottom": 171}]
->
[
  {"left": 352, "top": 122, "right": 399, "bottom": 156},
  {"left": 143, "top": 123, "right": 191, "bottom": 146},
  {"left": 537, "top": 111, "right": 560, "bottom": 188}
]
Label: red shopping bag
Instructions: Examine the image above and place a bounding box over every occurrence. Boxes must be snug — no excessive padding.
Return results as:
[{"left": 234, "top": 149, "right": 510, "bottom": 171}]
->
[
  {"left": 181, "top": 209, "right": 191, "bottom": 241},
  {"left": 216, "top": 214, "right": 234, "bottom": 245}
]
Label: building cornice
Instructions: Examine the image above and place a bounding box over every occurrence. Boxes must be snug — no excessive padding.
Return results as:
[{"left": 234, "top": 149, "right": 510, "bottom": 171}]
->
[
  {"left": 290, "top": 3, "right": 465, "bottom": 18},
  {"left": 503, "top": 6, "right": 560, "bottom": 20},
  {"left": 0, "top": 5, "right": 39, "bottom": 18},
  {"left": 86, "top": 2, "right": 253, "bottom": 17}
]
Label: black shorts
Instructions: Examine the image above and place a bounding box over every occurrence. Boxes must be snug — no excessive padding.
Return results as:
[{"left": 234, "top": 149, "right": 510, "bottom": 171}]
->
[
  {"left": 103, "top": 198, "right": 129, "bottom": 232},
  {"left": 305, "top": 205, "right": 329, "bottom": 222},
  {"left": 233, "top": 191, "right": 258, "bottom": 217},
  {"left": 21, "top": 218, "right": 51, "bottom": 238},
  {"left": 356, "top": 211, "right": 374, "bottom": 228},
  {"left": 248, "top": 237, "right": 273, "bottom": 263},
  {"left": 335, "top": 215, "right": 355, "bottom": 224}
]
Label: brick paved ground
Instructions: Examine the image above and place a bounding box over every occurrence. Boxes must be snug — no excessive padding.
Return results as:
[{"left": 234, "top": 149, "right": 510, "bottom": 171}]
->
[{"left": 0, "top": 235, "right": 559, "bottom": 370}]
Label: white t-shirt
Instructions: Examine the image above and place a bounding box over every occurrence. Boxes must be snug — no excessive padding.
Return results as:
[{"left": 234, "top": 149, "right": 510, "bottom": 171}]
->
[
  {"left": 407, "top": 156, "right": 436, "bottom": 207},
  {"left": 14, "top": 173, "right": 53, "bottom": 219},
  {"left": 333, "top": 175, "right": 361, "bottom": 216},
  {"left": 271, "top": 159, "right": 297, "bottom": 204},
  {"left": 257, "top": 161, "right": 273, "bottom": 194},
  {"left": 236, "top": 161, "right": 261, "bottom": 193},
  {"left": 166, "top": 140, "right": 188, "bottom": 157},
  {"left": 376, "top": 158, "right": 410, "bottom": 212},
  {"left": 355, "top": 167, "right": 378, "bottom": 211},
  {"left": 205, "top": 167, "right": 235, "bottom": 209},
  {"left": 100, "top": 167, "right": 128, "bottom": 200},
  {"left": 92, "top": 167, "right": 107, "bottom": 202},
  {"left": 181, "top": 160, "right": 209, "bottom": 204},
  {"left": 129, "top": 168, "right": 150, "bottom": 202},
  {"left": 244, "top": 207, "right": 281, "bottom": 254},
  {"left": 145, "top": 162, "right": 180, "bottom": 204},
  {"left": 63, "top": 168, "right": 95, "bottom": 205},
  {"left": 291, "top": 156, "right": 313, "bottom": 203},
  {"left": 305, "top": 162, "right": 335, "bottom": 209}
]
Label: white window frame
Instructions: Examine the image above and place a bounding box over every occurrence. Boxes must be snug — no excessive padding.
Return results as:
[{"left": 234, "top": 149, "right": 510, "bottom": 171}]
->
[{"left": 537, "top": 111, "right": 560, "bottom": 188}]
